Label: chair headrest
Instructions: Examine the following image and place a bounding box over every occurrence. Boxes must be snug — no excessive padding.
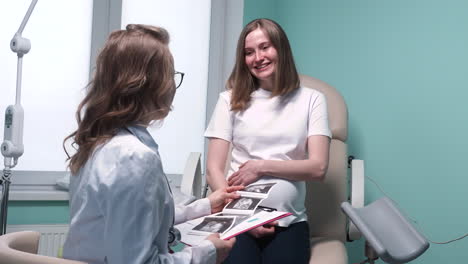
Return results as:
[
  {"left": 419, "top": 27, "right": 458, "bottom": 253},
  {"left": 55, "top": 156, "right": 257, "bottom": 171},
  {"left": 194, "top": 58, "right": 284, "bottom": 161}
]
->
[{"left": 300, "top": 74, "right": 348, "bottom": 142}]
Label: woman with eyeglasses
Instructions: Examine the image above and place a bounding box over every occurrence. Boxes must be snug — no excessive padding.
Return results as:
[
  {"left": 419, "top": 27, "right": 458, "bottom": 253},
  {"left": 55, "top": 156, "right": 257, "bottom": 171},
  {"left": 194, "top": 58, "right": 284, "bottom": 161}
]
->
[
  {"left": 205, "top": 18, "right": 331, "bottom": 264},
  {"left": 62, "top": 24, "right": 240, "bottom": 264}
]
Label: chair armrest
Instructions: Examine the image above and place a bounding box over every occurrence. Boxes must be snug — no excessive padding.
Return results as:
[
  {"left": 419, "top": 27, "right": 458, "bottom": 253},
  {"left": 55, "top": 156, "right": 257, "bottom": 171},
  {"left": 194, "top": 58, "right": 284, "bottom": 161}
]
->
[
  {"left": 0, "top": 231, "right": 86, "bottom": 263},
  {"left": 3, "top": 231, "right": 40, "bottom": 254},
  {"left": 342, "top": 202, "right": 386, "bottom": 256},
  {"left": 348, "top": 158, "right": 364, "bottom": 241},
  {"left": 341, "top": 197, "right": 430, "bottom": 263}
]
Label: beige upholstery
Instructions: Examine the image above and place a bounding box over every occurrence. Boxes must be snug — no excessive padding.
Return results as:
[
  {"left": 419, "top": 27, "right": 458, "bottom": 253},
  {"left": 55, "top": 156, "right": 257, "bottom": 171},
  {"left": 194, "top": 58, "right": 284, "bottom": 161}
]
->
[
  {"left": 310, "top": 238, "right": 347, "bottom": 264},
  {"left": 0, "top": 231, "right": 85, "bottom": 264},
  {"left": 300, "top": 75, "right": 349, "bottom": 263}
]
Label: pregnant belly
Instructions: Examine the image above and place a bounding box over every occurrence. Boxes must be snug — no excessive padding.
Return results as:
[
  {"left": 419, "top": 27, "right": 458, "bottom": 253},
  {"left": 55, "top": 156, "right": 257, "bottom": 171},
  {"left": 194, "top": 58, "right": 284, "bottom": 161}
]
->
[{"left": 254, "top": 176, "right": 306, "bottom": 213}]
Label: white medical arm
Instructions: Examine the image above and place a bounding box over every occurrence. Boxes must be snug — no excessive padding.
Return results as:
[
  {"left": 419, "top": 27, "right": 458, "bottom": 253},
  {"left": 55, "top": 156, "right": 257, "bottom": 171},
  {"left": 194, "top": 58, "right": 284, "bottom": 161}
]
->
[
  {"left": 1, "top": 0, "right": 38, "bottom": 169},
  {"left": 1, "top": 106, "right": 24, "bottom": 168},
  {"left": 348, "top": 158, "right": 365, "bottom": 241}
]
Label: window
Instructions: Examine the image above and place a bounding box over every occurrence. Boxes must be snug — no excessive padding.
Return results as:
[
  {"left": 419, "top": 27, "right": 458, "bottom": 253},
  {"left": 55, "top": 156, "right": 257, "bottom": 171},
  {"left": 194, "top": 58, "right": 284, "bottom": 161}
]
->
[{"left": 0, "top": 0, "right": 93, "bottom": 171}]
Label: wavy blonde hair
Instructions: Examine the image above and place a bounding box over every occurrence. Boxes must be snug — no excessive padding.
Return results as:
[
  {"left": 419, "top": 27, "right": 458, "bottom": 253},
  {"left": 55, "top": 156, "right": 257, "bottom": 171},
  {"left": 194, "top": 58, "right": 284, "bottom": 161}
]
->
[
  {"left": 228, "top": 18, "right": 300, "bottom": 111},
  {"left": 64, "top": 24, "right": 175, "bottom": 174}
]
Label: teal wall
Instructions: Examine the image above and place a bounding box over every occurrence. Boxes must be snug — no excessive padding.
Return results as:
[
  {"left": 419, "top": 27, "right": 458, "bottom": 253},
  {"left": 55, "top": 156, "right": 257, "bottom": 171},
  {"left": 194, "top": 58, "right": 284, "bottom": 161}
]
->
[
  {"left": 246, "top": 0, "right": 468, "bottom": 263},
  {"left": 8, "top": 201, "right": 69, "bottom": 225}
]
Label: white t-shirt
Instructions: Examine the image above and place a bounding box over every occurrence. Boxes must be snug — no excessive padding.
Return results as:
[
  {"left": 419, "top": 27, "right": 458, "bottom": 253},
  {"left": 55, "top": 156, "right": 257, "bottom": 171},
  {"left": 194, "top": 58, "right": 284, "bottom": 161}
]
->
[{"left": 205, "top": 86, "right": 331, "bottom": 226}]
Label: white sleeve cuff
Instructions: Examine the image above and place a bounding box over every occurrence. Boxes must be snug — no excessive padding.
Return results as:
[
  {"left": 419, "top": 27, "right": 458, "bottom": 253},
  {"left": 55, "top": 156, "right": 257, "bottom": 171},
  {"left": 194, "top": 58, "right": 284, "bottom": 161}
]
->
[
  {"left": 175, "top": 198, "right": 212, "bottom": 224},
  {"left": 188, "top": 198, "right": 212, "bottom": 219}
]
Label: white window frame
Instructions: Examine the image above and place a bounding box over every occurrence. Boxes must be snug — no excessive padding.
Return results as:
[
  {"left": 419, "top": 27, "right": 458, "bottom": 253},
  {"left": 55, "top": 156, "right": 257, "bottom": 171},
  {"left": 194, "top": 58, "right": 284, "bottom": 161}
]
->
[{"left": 3, "top": 0, "right": 244, "bottom": 201}]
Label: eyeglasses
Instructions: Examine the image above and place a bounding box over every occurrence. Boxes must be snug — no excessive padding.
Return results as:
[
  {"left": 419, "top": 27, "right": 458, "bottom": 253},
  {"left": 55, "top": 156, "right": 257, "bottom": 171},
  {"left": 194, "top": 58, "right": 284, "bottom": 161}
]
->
[{"left": 174, "top": 71, "right": 185, "bottom": 89}]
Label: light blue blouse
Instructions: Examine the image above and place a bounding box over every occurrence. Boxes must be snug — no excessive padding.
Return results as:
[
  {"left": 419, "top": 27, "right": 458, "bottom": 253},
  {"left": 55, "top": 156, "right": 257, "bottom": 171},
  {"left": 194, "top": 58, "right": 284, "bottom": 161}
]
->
[{"left": 63, "top": 126, "right": 215, "bottom": 264}]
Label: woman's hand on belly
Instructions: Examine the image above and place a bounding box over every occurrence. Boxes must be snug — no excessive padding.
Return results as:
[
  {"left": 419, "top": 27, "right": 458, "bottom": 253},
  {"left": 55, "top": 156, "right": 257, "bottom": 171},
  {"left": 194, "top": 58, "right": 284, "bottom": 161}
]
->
[
  {"left": 247, "top": 221, "right": 278, "bottom": 238},
  {"left": 228, "top": 160, "right": 264, "bottom": 186}
]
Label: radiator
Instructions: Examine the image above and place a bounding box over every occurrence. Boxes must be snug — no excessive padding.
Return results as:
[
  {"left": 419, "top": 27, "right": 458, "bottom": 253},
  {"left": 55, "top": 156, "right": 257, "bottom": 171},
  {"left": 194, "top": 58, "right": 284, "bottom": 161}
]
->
[{"left": 7, "top": 224, "right": 69, "bottom": 257}]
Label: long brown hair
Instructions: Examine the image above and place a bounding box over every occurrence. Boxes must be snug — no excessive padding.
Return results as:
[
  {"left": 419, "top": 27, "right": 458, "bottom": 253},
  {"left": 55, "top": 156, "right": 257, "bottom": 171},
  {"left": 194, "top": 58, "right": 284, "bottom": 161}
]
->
[
  {"left": 228, "top": 18, "right": 300, "bottom": 111},
  {"left": 64, "top": 24, "right": 176, "bottom": 174}
]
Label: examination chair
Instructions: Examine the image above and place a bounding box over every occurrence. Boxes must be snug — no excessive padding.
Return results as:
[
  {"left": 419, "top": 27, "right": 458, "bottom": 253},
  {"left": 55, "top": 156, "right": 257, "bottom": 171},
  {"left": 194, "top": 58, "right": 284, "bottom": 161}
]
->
[
  {"left": 199, "top": 74, "right": 363, "bottom": 263},
  {"left": 0, "top": 230, "right": 85, "bottom": 264},
  {"left": 341, "top": 197, "right": 429, "bottom": 263},
  {"left": 304, "top": 75, "right": 429, "bottom": 263},
  {"left": 300, "top": 74, "right": 353, "bottom": 264}
]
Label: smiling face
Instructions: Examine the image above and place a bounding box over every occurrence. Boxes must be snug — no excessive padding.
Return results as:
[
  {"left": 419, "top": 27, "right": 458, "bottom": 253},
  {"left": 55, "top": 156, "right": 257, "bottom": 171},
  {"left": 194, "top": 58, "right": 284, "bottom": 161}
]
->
[{"left": 244, "top": 28, "right": 278, "bottom": 90}]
